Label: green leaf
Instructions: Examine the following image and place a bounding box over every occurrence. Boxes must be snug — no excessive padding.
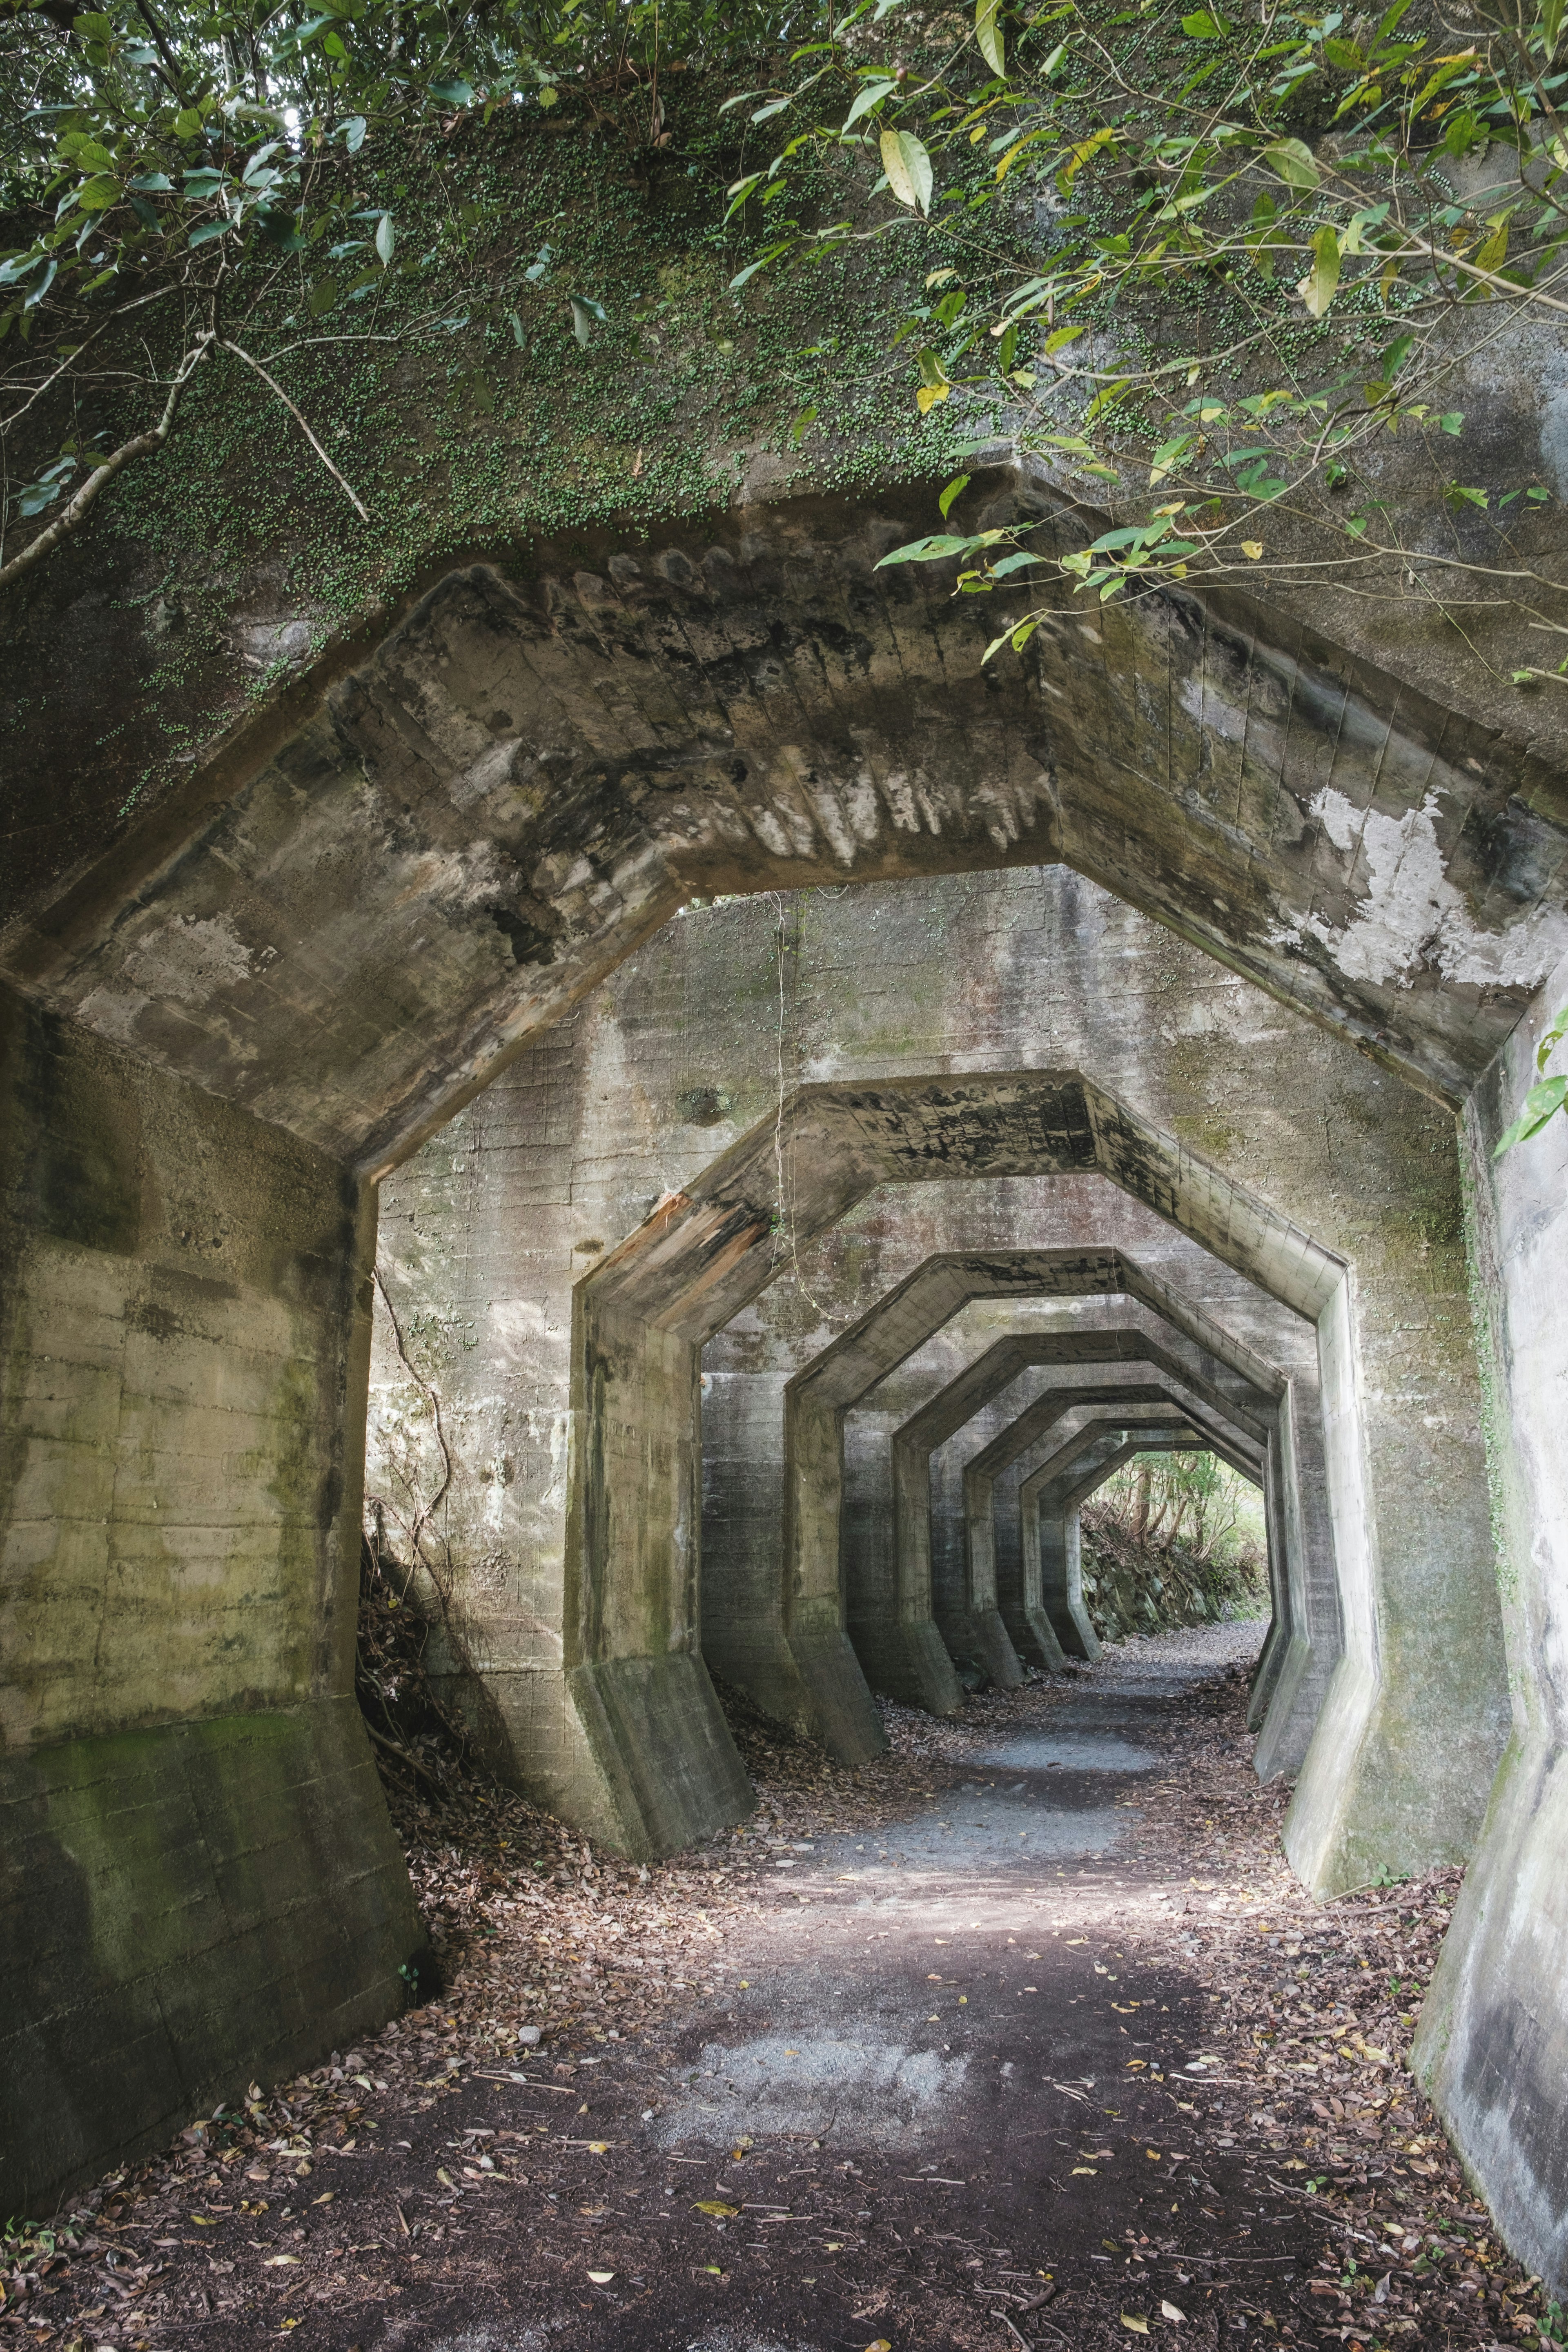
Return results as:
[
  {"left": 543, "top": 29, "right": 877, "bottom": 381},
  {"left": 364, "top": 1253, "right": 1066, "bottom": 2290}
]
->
[
  {"left": 1180, "top": 8, "right": 1225, "bottom": 34},
  {"left": 880, "top": 128, "right": 934, "bottom": 214},
  {"left": 1493, "top": 1074, "right": 1568, "bottom": 1154},
  {"left": 429, "top": 78, "right": 476, "bottom": 106},
  {"left": 1439, "top": 411, "right": 1464, "bottom": 434},
  {"left": 938, "top": 473, "right": 971, "bottom": 519},
  {"left": 508, "top": 310, "right": 526, "bottom": 348},
  {"left": 75, "top": 175, "right": 121, "bottom": 211},
  {"left": 570, "top": 294, "right": 607, "bottom": 345},
  {"left": 1263, "top": 136, "right": 1319, "bottom": 190},
  {"left": 342, "top": 116, "right": 367, "bottom": 153},
  {"left": 127, "top": 172, "right": 172, "bottom": 193},
  {"left": 174, "top": 109, "right": 203, "bottom": 140},
  {"left": 1149, "top": 433, "right": 1196, "bottom": 484},
  {"left": 976, "top": 0, "right": 1006, "bottom": 76},
  {"left": 1044, "top": 323, "right": 1084, "bottom": 355},
  {"left": 1296, "top": 225, "right": 1341, "bottom": 316},
  {"left": 1537, "top": 1005, "right": 1568, "bottom": 1071},
  {"left": 982, "top": 615, "right": 1041, "bottom": 662},
  {"left": 306, "top": 275, "right": 339, "bottom": 317},
  {"left": 15, "top": 457, "right": 77, "bottom": 517},
  {"left": 842, "top": 77, "right": 898, "bottom": 131},
  {"left": 187, "top": 218, "right": 230, "bottom": 247},
  {"left": 876, "top": 532, "right": 985, "bottom": 566},
  {"left": 374, "top": 212, "right": 395, "bottom": 265}
]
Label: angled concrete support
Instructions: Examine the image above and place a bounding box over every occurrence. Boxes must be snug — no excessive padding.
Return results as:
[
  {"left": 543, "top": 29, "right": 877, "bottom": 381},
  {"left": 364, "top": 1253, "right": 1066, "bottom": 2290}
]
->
[{"left": 0, "top": 993, "right": 422, "bottom": 2221}]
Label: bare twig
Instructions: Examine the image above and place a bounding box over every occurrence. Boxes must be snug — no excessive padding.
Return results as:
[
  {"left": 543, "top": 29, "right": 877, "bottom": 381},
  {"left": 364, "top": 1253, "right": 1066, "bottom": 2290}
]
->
[
  {"left": 0, "top": 283, "right": 179, "bottom": 433},
  {"left": 218, "top": 335, "right": 371, "bottom": 520}
]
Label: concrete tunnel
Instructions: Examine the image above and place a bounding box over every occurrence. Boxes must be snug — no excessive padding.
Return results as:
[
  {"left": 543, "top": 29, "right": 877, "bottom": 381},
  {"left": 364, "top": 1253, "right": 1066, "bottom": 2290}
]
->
[{"left": 3, "top": 480, "right": 1568, "bottom": 2295}]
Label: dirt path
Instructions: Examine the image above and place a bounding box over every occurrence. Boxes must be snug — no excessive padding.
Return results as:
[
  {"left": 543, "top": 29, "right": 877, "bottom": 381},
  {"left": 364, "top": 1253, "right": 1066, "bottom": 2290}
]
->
[{"left": 15, "top": 1627, "right": 1561, "bottom": 2352}]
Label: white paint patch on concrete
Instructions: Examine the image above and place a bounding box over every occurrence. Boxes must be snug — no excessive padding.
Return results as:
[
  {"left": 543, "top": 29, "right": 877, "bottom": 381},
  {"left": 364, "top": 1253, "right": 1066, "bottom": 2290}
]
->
[
  {"left": 656, "top": 2035, "right": 968, "bottom": 2150},
  {"left": 122, "top": 911, "right": 254, "bottom": 1004},
  {"left": 1304, "top": 788, "right": 1568, "bottom": 991}
]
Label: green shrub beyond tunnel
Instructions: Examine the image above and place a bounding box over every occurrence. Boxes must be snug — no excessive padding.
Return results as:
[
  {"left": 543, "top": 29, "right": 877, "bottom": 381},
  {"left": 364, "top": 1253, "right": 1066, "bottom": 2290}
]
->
[{"left": 1080, "top": 1454, "right": 1268, "bottom": 1646}]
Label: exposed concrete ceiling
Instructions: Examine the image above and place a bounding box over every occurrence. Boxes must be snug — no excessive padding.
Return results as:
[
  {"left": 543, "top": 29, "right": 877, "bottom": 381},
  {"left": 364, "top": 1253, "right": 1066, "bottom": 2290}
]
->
[{"left": 5, "top": 475, "right": 1565, "bottom": 1174}]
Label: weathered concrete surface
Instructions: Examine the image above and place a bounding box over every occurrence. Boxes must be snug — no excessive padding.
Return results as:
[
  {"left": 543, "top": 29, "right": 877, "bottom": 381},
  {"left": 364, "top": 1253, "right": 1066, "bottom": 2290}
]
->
[
  {"left": 853, "top": 1305, "right": 1278, "bottom": 1712},
  {"left": 0, "top": 987, "right": 421, "bottom": 2219},
  {"left": 572, "top": 1070, "right": 1343, "bottom": 1817},
  {"left": 5, "top": 481, "right": 1567, "bottom": 1185},
  {"left": 1410, "top": 948, "right": 1568, "bottom": 2296},
  {"left": 367, "top": 873, "right": 1501, "bottom": 1892},
  {"left": 971, "top": 1387, "right": 1264, "bottom": 1675},
  {"left": 0, "top": 408, "right": 1557, "bottom": 2287}
]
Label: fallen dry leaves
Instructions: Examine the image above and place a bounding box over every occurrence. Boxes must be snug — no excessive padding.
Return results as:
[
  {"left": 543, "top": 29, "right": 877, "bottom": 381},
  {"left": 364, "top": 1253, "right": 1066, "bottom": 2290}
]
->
[{"left": 5, "top": 1627, "right": 1566, "bottom": 2352}]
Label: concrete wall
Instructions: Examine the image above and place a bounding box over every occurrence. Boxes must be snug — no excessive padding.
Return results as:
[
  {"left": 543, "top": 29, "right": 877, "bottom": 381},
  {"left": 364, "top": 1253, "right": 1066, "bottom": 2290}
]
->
[
  {"left": 1412, "top": 950, "right": 1568, "bottom": 2292},
  {"left": 0, "top": 987, "right": 421, "bottom": 2219},
  {"left": 842, "top": 1288, "right": 1291, "bottom": 1712},
  {"left": 368, "top": 868, "right": 1505, "bottom": 1900}
]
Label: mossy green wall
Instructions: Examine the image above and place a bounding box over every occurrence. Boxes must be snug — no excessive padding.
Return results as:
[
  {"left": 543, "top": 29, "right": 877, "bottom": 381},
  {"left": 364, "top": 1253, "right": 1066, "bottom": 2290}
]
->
[{"left": 0, "top": 987, "right": 421, "bottom": 2215}]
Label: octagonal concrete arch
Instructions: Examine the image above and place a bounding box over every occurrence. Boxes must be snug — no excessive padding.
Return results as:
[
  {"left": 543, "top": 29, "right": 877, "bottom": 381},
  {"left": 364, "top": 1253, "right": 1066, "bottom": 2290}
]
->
[
  {"left": 863, "top": 1305, "right": 1292, "bottom": 1716},
  {"left": 943, "top": 1378, "right": 1268, "bottom": 1686},
  {"left": 1009, "top": 1410, "right": 1265, "bottom": 1664},
  {"left": 1020, "top": 1411, "right": 1260, "bottom": 1656},
  {"left": 0, "top": 473, "right": 1556, "bottom": 2244},
  {"left": 9, "top": 477, "right": 1566, "bottom": 1183},
  {"left": 570, "top": 1067, "right": 1345, "bottom": 1854}
]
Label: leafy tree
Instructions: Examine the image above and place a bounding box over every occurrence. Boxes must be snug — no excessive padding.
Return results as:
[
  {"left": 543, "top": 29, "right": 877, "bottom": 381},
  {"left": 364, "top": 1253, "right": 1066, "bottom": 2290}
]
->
[
  {"left": 0, "top": 0, "right": 786, "bottom": 585},
  {"left": 730, "top": 0, "right": 1568, "bottom": 672},
  {"left": 720, "top": 0, "right": 1568, "bottom": 1150}
]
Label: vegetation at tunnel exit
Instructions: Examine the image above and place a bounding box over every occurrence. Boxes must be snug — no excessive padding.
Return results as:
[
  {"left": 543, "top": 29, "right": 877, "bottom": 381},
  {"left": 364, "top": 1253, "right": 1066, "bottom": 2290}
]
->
[{"left": 1082, "top": 1449, "right": 1268, "bottom": 1640}]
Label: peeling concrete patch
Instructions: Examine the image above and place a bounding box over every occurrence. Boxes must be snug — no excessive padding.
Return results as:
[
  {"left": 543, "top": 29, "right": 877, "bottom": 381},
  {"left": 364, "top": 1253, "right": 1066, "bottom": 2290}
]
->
[
  {"left": 1303, "top": 789, "right": 1568, "bottom": 990},
  {"left": 122, "top": 911, "right": 254, "bottom": 1004},
  {"left": 658, "top": 2035, "right": 969, "bottom": 2149}
]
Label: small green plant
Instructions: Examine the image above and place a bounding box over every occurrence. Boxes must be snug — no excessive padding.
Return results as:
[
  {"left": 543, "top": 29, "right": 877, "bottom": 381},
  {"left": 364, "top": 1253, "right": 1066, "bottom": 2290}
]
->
[{"left": 1494, "top": 1006, "right": 1568, "bottom": 1156}]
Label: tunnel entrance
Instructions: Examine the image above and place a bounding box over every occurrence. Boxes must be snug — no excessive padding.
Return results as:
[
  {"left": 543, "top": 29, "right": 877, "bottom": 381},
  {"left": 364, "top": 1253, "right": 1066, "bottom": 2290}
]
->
[{"left": 3, "top": 480, "right": 1550, "bottom": 2253}]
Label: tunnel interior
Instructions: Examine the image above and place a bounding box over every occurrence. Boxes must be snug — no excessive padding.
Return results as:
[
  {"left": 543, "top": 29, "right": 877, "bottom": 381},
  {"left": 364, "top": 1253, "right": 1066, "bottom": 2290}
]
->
[{"left": 2, "top": 487, "right": 1564, "bottom": 2289}]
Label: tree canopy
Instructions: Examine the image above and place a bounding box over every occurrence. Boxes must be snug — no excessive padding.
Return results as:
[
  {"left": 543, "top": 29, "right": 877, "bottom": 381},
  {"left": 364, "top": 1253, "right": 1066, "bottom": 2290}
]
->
[{"left": 3, "top": 0, "right": 1566, "bottom": 1137}]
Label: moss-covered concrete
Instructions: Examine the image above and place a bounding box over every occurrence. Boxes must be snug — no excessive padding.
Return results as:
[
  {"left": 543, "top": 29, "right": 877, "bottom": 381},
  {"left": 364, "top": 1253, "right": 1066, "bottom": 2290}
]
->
[{"left": 0, "top": 987, "right": 421, "bottom": 2216}]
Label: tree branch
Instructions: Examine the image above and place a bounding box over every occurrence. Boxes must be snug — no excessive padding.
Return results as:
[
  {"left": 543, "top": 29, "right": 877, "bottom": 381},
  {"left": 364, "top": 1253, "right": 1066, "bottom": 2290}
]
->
[
  {"left": 0, "top": 333, "right": 210, "bottom": 597},
  {"left": 218, "top": 336, "right": 370, "bottom": 521}
]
